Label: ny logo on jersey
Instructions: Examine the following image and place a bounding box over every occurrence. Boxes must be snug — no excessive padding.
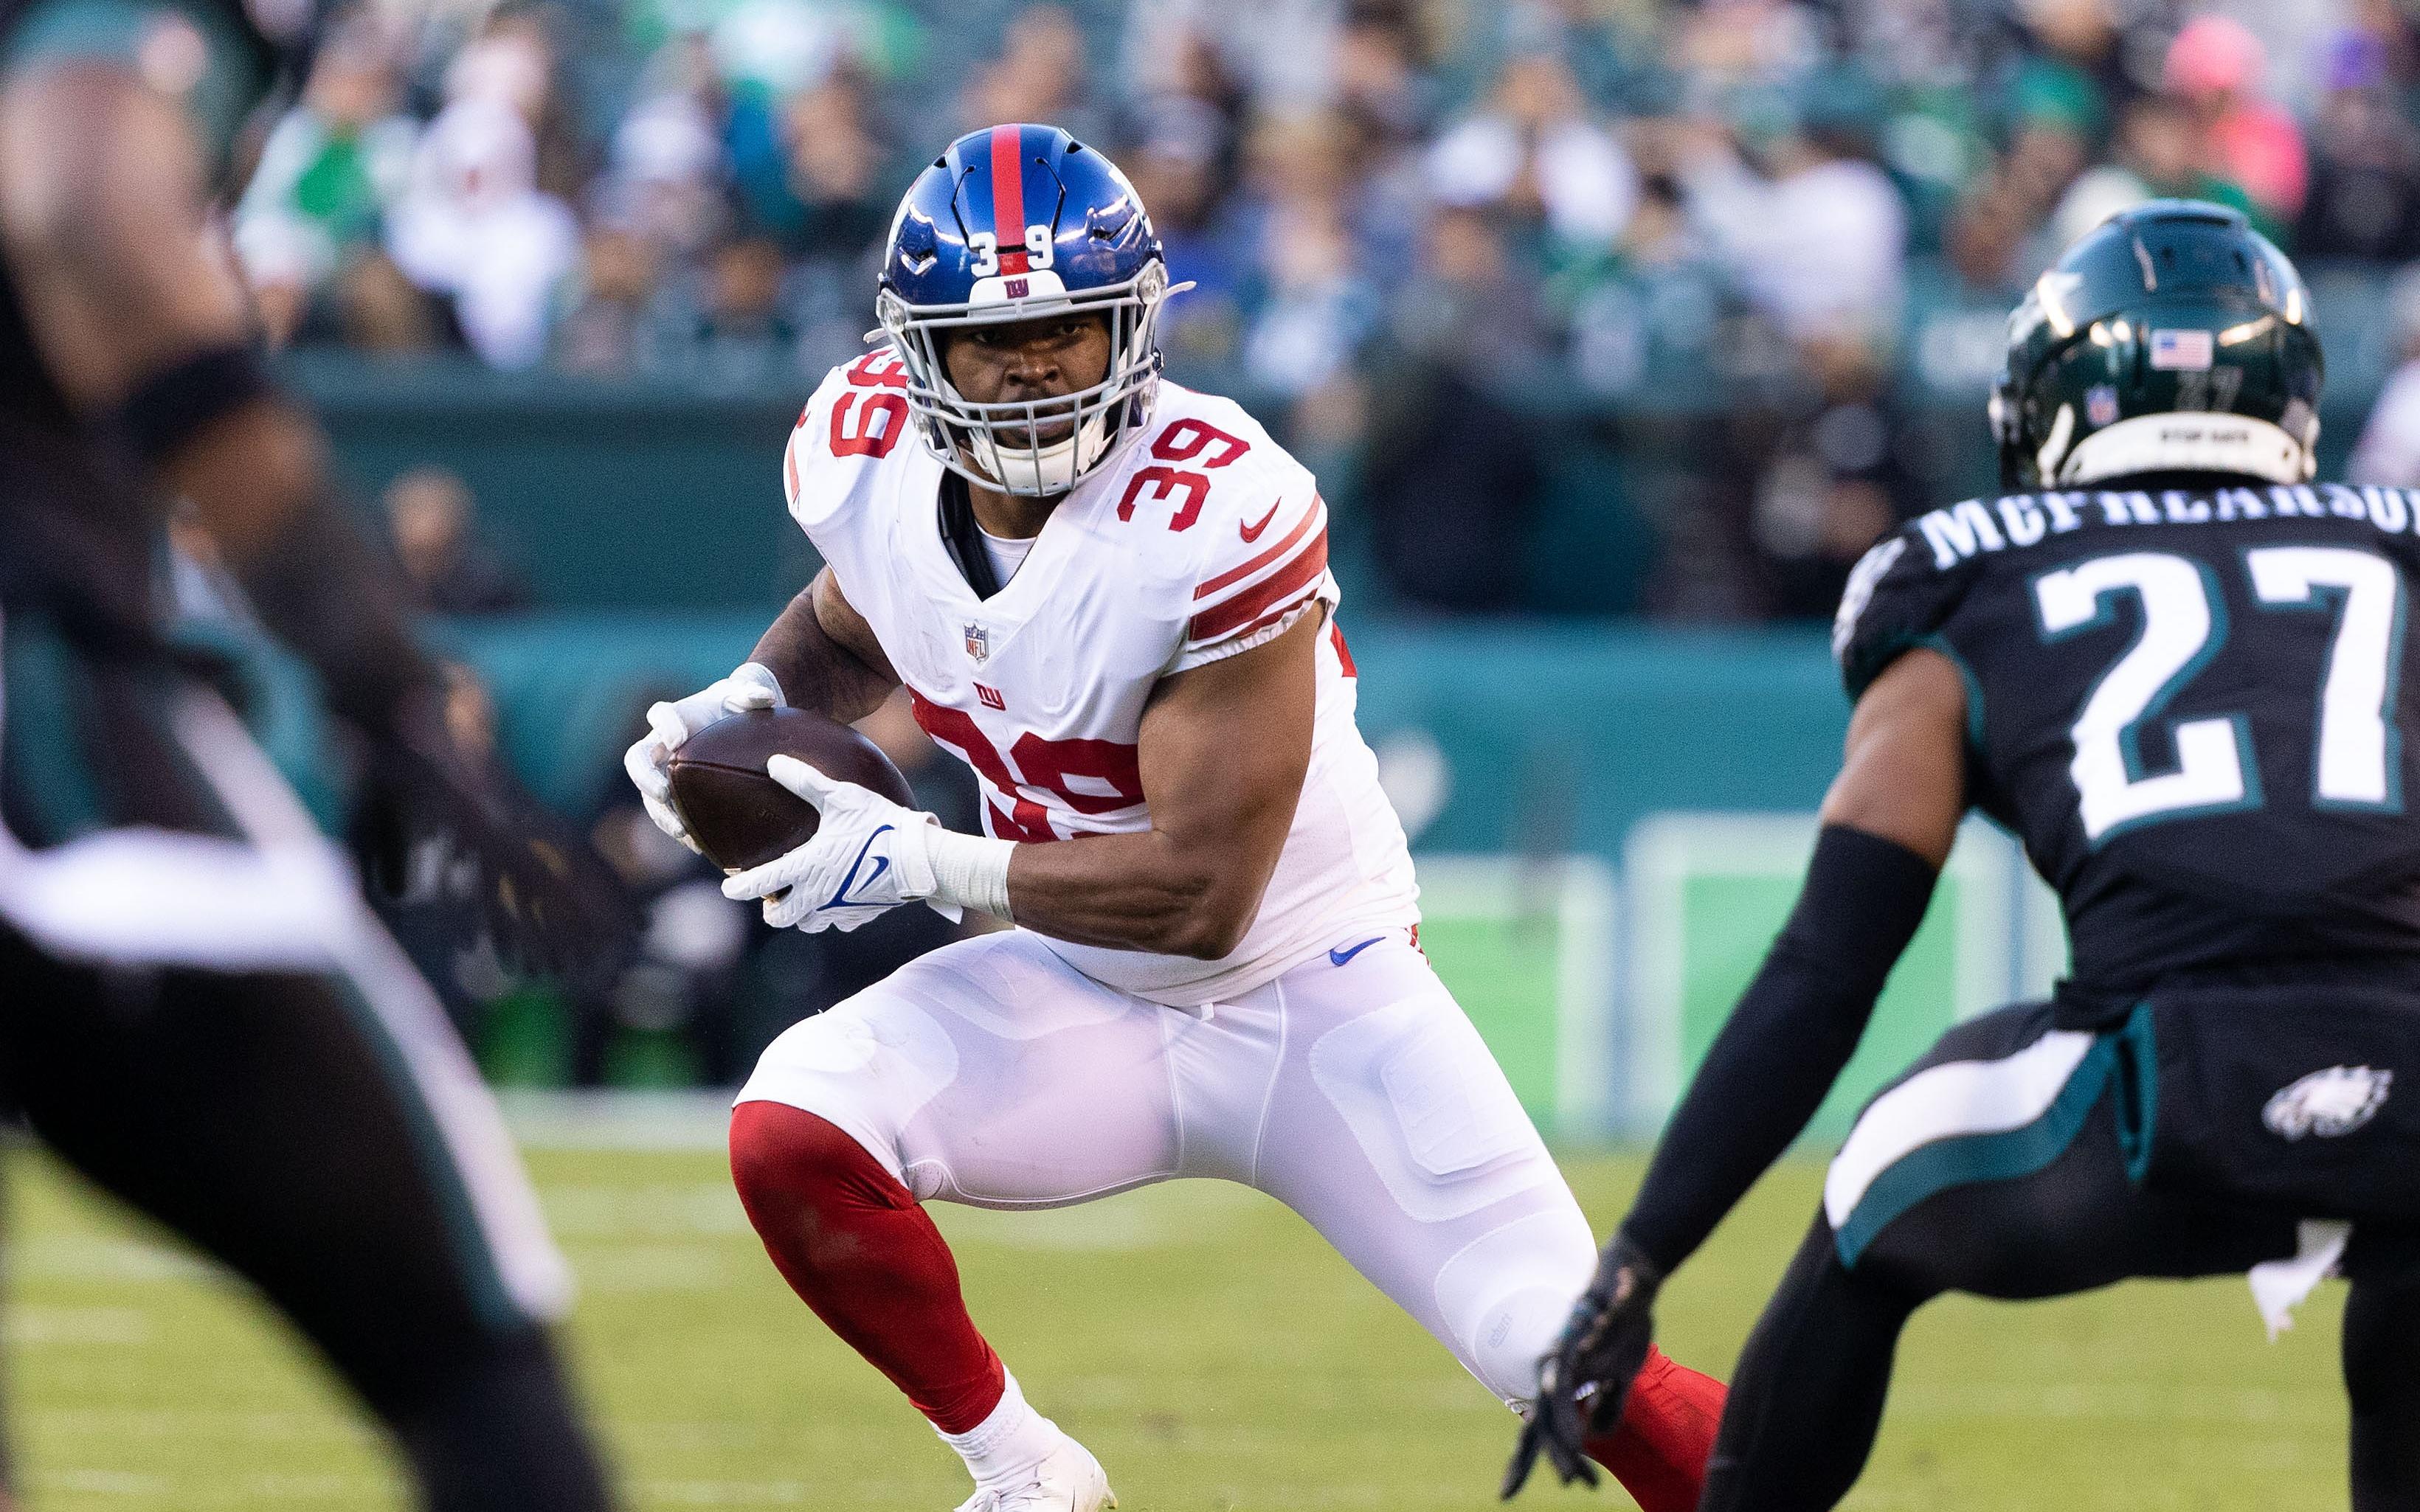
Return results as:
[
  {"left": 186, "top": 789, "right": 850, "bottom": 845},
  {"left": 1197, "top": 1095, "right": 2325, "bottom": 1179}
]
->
[{"left": 964, "top": 623, "right": 992, "bottom": 663}]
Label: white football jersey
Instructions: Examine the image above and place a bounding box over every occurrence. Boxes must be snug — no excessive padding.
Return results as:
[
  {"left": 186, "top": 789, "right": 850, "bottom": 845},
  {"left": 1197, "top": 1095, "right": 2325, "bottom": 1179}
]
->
[{"left": 782, "top": 350, "right": 1420, "bottom": 1005}]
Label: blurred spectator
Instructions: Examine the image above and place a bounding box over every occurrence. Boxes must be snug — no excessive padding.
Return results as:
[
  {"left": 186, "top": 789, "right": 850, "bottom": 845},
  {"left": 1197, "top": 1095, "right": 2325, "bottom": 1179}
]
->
[
  {"left": 1555, "top": 173, "right": 1726, "bottom": 400},
  {"left": 1999, "top": 0, "right": 2134, "bottom": 148},
  {"left": 1122, "top": 100, "right": 1248, "bottom": 372},
  {"left": 1943, "top": 170, "right": 2043, "bottom": 298},
  {"left": 1675, "top": 75, "right": 1906, "bottom": 347},
  {"left": 599, "top": 40, "right": 729, "bottom": 264},
  {"left": 2163, "top": 15, "right": 2306, "bottom": 233},
  {"left": 233, "top": 16, "right": 417, "bottom": 343},
  {"left": 2051, "top": 94, "right": 2256, "bottom": 249},
  {"left": 666, "top": 235, "right": 801, "bottom": 386},
  {"left": 555, "top": 229, "right": 661, "bottom": 375},
  {"left": 743, "top": 74, "right": 891, "bottom": 263},
  {"left": 2295, "top": 30, "right": 2420, "bottom": 260},
  {"left": 445, "top": 11, "right": 586, "bottom": 204},
  {"left": 383, "top": 467, "right": 531, "bottom": 616},
  {"left": 963, "top": 4, "right": 1105, "bottom": 144},
  {"left": 1361, "top": 204, "right": 1549, "bottom": 611},
  {"left": 1242, "top": 202, "right": 1378, "bottom": 401},
  {"left": 1116, "top": 0, "right": 1343, "bottom": 117},
  {"left": 387, "top": 95, "right": 581, "bottom": 367},
  {"left": 1749, "top": 332, "right": 1922, "bottom": 617},
  {"left": 1667, "top": 0, "right": 1826, "bottom": 111},
  {"left": 1331, "top": 4, "right": 1434, "bottom": 145},
  {"left": 2350, "top": 269, "right": 2420, "bottom": 489},
  {"left": 1427, "top": 50, "right": 1636, "bottom": 253}
]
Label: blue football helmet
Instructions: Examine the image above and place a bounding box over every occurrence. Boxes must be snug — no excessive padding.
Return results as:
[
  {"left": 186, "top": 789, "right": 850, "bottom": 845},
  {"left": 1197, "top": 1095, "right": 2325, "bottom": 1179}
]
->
[{"left": 876, "top": 125, "right": 1180, "bottom": 496}]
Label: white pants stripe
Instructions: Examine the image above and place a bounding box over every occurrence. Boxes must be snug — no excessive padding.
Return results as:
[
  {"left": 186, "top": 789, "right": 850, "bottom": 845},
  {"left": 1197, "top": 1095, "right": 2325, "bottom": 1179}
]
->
[{"left": 1824, "top": 1027, "right": 2097, "bottom": 1232}]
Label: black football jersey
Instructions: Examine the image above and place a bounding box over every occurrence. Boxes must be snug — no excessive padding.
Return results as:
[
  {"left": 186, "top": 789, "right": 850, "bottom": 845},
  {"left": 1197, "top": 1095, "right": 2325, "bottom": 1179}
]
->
[{"left": 1836, "top": 476, "right": 2420, "bottom": 1013}]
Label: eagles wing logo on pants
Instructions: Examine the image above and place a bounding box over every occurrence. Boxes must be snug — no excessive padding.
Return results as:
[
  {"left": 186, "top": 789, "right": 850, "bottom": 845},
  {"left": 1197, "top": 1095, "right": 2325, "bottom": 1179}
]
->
[{"left": 2262, "top": 1066, "right": 2394, "bottom": 1141}]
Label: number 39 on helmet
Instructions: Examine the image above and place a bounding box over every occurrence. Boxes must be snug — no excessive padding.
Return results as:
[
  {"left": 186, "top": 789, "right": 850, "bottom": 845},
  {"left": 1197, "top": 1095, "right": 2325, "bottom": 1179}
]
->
[
  {"left": 875, "top": 124, "right": 1189, "bottom": 497},
  {"left": 1991, "top": 199, "right": 2324, "bottom": 490}
]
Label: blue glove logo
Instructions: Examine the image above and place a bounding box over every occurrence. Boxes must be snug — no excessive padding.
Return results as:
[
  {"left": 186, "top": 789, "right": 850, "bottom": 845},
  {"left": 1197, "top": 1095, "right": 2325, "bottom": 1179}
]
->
[{"left": 826, "top": 825, "right": 896, "bottom": 909}]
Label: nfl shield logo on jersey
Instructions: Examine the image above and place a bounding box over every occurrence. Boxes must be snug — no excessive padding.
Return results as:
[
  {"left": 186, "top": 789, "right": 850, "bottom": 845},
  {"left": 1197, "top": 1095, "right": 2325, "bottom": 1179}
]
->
[
  {"left": 2086, "top": 384, "right": 2119, "bottom": 428},
  {"left": 964, "top": 623, "right": 991, "bottom": 663},
  {"left": 2263, "top": 1065, "right": 2394, "bottom": 1141}
]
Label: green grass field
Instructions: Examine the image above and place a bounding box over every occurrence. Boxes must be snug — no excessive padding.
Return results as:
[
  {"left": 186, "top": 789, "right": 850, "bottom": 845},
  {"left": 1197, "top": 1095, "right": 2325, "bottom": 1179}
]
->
[{"left": 1, "top": 1133, "right": 2355, "bottom": 1511}]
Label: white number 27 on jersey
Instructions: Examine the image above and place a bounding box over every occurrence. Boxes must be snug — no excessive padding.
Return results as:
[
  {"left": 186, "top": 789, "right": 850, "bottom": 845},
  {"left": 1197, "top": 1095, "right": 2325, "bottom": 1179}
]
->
[{"left": 2033, "top": 546, "right": 2405, "bottom": 844}]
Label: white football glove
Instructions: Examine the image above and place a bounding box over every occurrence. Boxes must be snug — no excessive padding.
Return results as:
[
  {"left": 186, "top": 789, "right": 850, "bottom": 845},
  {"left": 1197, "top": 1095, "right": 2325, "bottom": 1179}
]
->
[
  {"left": 623, "top": 662, "right": 784, "bottom": 853},
  {"left": 719, "top": 756, "right": 966, "bottom": 932}
]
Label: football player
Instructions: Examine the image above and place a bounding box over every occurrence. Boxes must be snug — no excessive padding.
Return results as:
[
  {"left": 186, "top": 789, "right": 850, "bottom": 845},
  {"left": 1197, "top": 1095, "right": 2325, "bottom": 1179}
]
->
[
  {"left": 0, "top": 0, "right": 624, "bottom": 1505},
  {"left": 626, "top": 125, "right": 1726, "bottom": 1512},
  {"left": 1506, "top": 201, "right": 2420, "bottom": 1509}
]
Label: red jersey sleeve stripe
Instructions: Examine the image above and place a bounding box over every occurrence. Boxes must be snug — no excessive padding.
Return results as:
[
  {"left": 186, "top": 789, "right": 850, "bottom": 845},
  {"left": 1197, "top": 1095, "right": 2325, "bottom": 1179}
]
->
[
  {"left": 783, "top": 431, "right": 801, "bottom": 506},
  {"left": 1193, "top": 494, "right": 1324, "bottom": 600},
  {"left": 1188, "top": 529, "right": 1329, "bottom": 642}
]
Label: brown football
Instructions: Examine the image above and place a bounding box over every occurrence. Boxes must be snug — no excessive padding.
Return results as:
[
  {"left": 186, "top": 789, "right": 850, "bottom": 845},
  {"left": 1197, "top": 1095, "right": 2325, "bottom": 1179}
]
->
[{"left": 665, "top": 707, "right": 916, "bottom": 872}]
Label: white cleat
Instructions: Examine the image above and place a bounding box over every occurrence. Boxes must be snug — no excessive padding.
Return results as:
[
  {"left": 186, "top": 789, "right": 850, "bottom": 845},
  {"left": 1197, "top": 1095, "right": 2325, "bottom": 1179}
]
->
[{"left": 952, "top": 1431, "right": 1116, "bottom": 1512}]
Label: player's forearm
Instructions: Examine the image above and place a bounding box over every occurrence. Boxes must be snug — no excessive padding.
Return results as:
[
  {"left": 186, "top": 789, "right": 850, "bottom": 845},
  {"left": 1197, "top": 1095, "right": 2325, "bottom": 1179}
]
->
[
  {"left": 998, "top": 830, "right": 1270, "bottom": 960},
  {"left": 1619, "top": 825, "right": 1938, "bottom": 1273},
  {"left": 750, "top": 584, "right": 895, "bottom": 724}
]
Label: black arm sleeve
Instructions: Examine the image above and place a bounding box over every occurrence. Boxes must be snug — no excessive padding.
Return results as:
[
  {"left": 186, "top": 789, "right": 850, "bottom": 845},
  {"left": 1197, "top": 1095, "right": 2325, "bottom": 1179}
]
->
[{"left": 1619, "top": 824, "right": 1940, "bottom": 1275}]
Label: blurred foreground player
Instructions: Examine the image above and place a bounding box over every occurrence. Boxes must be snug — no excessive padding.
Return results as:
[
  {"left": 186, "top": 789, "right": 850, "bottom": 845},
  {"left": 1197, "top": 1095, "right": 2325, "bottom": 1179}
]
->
[
  {"left": 627, "top": 125, "right": 1724, "bottom": 1512},
  {"left": 1508, "top": 201, "right": 2420, "bottom": 1509},
  {"left": 0, "top": 1, "right": 624, "bottom": 1506}
]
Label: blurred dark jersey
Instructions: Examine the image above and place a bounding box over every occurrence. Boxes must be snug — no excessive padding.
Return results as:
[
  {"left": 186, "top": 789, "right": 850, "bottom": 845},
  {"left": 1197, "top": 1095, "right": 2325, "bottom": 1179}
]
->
[{"left": 1836, "top": 478, "right": 2420, "bottom": 1019}]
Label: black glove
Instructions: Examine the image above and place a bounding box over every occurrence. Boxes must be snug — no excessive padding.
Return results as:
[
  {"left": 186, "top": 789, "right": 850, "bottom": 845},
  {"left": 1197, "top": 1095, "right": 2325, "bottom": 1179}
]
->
[
  {"left": 1501, "top": 1233, "right": 1664, "bottom": 1500},
  {"left": 350, "top": 690, "right": 639, "bottom": 996}
]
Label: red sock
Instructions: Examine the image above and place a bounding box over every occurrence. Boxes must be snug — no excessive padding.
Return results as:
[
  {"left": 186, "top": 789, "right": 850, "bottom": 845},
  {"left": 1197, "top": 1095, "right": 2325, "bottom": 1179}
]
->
[
  {"left": 1583, "top": 1345, "right": 1727, "bottom": 1512},
  {"left": 729, "top": 1100, "right": 1006, "bottom": 1432}
]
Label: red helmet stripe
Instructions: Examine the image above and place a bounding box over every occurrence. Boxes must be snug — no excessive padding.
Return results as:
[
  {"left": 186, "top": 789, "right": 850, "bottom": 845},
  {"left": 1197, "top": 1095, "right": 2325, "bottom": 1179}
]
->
[{"left": 989, "top": 125, "right": 1026, "bottom": 260}]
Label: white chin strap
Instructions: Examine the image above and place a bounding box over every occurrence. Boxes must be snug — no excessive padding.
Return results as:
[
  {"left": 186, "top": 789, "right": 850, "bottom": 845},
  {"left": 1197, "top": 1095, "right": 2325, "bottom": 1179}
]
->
[
  {"left": 2052, "top": 412, "right": 2315, "bottom": 487},
  {"left": 964, "top": 411, "right": 1114, "bottom": 496}
]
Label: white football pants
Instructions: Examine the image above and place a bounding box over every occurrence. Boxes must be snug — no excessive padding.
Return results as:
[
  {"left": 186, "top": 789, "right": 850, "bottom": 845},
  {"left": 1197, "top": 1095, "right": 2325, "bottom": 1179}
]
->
[{"left": 736, "top": 926, "right": 1598, "bottom": 1404}]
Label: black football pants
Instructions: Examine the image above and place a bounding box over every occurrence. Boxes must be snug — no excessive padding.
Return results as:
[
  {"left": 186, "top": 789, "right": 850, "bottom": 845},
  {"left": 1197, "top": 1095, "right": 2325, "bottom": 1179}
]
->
[
  {"left": 1700, "top": 1002, "right": 2420, "bottom": 1512},
  {"left": 0, "top": 604, "right": 612, "bottom": 1510}
]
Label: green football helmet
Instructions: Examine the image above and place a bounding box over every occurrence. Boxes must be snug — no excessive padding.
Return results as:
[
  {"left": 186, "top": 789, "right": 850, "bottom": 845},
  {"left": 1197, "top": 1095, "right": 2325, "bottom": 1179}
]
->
[{"left": 1991, "top": 200, "right": 2323, "bottom": 490}]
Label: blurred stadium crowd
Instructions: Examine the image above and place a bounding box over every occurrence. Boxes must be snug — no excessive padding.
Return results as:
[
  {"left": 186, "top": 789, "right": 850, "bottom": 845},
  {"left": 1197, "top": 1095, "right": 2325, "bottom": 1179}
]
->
[
  {"left": 247, "top": 0, "right": 2420, "bottom": 1089},
  {"left": 237, "top": 0, "right": 2420, "bottom": 621}
]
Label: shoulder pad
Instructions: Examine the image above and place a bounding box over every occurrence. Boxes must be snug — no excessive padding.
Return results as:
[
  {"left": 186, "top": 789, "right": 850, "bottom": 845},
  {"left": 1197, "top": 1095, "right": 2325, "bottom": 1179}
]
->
[
  {"left": 784, "top": 351, "right": 916, "bottom": 531},
  {"left": 1108, "top": 392, "right": 1331, "bottom": 660},
  {"left": 1833, "top": 513, "right": 1977, "bottom": 701}
]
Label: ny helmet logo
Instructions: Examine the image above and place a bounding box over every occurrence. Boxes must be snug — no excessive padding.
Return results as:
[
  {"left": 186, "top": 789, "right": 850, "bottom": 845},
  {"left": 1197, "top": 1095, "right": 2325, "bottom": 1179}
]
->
[{"left": 964, "top": 623, "right": 991, "bottom": 663}]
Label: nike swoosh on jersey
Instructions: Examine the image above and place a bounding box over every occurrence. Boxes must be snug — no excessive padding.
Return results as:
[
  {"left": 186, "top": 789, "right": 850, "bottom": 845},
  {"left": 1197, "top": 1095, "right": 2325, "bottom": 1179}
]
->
[
  {"left": 1239, "top": 499, "right": 1285, "bottom": 542},
  {"left": 1328, "top": 936, "right": 1384, "bottom": 966},
  {"left": 826, "top": 825, "right": 896, "bottom": 908}
]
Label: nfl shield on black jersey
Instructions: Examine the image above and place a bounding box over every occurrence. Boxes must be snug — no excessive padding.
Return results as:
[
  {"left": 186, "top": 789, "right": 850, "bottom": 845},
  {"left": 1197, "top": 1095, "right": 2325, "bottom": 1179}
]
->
[{"left": 1836, "top": 479, "right": 2420, "bottom": 1012}]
